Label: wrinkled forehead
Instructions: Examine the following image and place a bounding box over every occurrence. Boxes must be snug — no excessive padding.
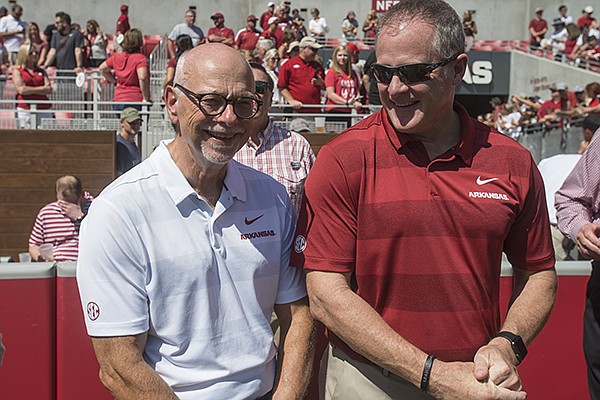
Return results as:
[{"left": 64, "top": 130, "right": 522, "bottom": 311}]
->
[{"left": 181, "top": 58, "right": 255, "bottom": 96}]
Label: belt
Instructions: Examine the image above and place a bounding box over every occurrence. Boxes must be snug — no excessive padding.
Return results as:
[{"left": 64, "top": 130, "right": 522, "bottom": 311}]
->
[{"left": 331, "top": 345, "right": 401, "bottom": 380}]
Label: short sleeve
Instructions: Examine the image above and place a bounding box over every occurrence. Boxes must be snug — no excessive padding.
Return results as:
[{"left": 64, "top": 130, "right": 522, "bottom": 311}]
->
[{"left": 77, "top": 197, "right": 149, "bottom": 337}]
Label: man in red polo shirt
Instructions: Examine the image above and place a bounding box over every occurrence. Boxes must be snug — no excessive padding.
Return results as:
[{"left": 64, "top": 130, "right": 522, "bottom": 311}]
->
[
  {"left": 115, "top": 4, "right": 130, "bottom": 36},
  {"left": 259, "top": 2, "right": 275, "bottom": 32},
  {"left": 577, "top": 6, "right": 596, "bottom": 29},
  {"left": 291, "top": 0, "right": 557, "bottom": 399},
  {"left": 278, "top": 36, "right": 324, "bottom": 114},
  {"left": 235, "top": 15, "right": 260, "bottom": 51},
  {"left": 207, "top": 12, "right": 234, "bottom": 47},
  {"left": 529, "top": 8, "right": 548, "bottom": 48}
]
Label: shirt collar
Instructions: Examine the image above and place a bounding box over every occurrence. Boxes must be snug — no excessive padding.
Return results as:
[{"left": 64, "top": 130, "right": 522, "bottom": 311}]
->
[
  {"left": 381, "top": 101, "right": 476, "bottom": 166},
  {"left": 151, "top": 140, "right": 247, "bottom": 206}
]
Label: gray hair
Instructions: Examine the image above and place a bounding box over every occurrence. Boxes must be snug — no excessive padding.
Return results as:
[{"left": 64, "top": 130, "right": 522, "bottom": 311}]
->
[{"left": 377, "top": 0, "right": 464, "bottom": 59}]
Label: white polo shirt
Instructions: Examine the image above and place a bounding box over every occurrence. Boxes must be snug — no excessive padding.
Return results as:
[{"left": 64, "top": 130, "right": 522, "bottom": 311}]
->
[{"left": 77, "top": 140, "right": 306, "bottom": 400}]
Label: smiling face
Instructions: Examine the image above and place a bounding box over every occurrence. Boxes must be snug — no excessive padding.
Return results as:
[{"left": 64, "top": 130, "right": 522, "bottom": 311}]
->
[
  {"left": 376, "top": 20, "right": 466, "bottom": 136},
  {"left": 166, "top": 44, "right": 256, "bottom": 167},
  {"left": 335, "top": 48, "right": 349, "bottom": 67}
]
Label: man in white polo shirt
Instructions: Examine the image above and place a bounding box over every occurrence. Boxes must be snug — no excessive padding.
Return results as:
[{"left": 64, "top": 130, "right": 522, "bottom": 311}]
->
[
  {"left": 0, "top": 4, "right": 26, "bottom": 64},
  {"left": 77, "top": 44, "right": 313, "bottom": 400}
]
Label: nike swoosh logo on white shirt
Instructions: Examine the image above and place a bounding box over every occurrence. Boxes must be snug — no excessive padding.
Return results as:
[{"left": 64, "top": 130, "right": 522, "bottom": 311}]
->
[{"left": 476, "top": 176, "right": 499, "bottom": 185}]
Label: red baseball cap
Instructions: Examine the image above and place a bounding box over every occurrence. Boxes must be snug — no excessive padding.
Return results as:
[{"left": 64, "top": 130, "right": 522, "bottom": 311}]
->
[
  {"left": 211, "top": 12, "right": 224, "bottom": 20},
  {"left": 120, "top": 4, "right": 128, "bottom": 12},
  {"left": 346, "top": 43, "right": 359, "bottom": 54},
  {"left": 247, "top": 14, "right": 258, "bottom": 22}
]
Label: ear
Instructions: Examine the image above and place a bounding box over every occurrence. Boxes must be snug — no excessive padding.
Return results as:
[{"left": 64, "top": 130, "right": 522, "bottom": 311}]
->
[
  {"left": 164, "top": 85, "right": 179, "bottom": 127},
  {"left": 450, "top": 53, "right": 468, "bottom": 86}
]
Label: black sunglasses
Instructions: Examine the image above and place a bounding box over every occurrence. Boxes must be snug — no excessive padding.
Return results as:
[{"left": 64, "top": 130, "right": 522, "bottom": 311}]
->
[
  {"left": 371, "top": 53, "right": 461, "bottom": 85},
  {"left": 255, "top": 81, "right": 272, "bottom": 95},
  {"left": 175, "top": 84, "right": 261, "bottom": 119}
]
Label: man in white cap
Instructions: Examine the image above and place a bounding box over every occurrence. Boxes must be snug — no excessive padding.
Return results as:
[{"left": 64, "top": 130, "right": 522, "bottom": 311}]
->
[
  {"left": 578, "top": 6, "right": 597, "bottom": 29},
  {"left": 116, "top": 107, "right": 142, "bottom": 176},
  {"left": 278, "top": 36, "right": 324, "bottom": 114},
  {"left": 260, "top": 2, "right": 275, "bottom": 32}
]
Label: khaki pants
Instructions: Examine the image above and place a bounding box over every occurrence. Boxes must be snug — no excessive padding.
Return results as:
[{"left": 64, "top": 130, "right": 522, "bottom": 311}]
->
[{"left": 322, "top": 345, "right": 434, "bottom": 400}]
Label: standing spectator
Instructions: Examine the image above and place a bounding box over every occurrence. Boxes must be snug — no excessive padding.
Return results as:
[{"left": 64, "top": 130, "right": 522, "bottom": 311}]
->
[
  {"left": 77, "top": 44, "right": 313, "bottom": 400},
  {"left": 578, "top": 6, "right": 596, "bottom": 29},
  {"left": 42, "top": 13, "right": 58, "bottom": 47},
  {"left": 308, "top": 8, "right": 328, "bottom": 42},
  {"left": 29, "top": 175, "right": 92, "bottom": 262},
  {"left": 558, "top": 4, "right": 574, "bottom": 25},
  {"left": 278, "top": 36, "right": 324, "bottom": 114},
  {"left": 463, "top": 10, "right": 477, "bottom": 51},
  {"left": 25, "top": 22, "right": 48, "bottom": 67},
  {"left": 84, "top": 19, "right": 107, "bottom": 68},
  {"left": 290, "top": 14, "right": 307, "bottom": 41},
  {"left": 362, "top": 9, "right": 378, "bottom": 43},
  {"left": 263, "top": 48, "right": 282, "bottom": 105},
  {"left": 115, "top": 4, "right": 130, "bottom": 36},
  {"left": 529, "top": 7, "right": 548, "bottom": 49},
  {"left": 235, "top": 15, "right": 260, "bottom": 51},
  {"left": 116, "top": 107, "right": 142, "bottom": 176},
  {"left": 324, "top": 45, "right": 361, "bottom": 125},
  {"left": 235, "top": 62, "right": 315, "bottom": 214},
  {"left": 341, "top": 10, "right": 358, "bottom": 41},
  {"left": 293, "top": 1, "right": 557, "bottom": 398},
  {"left": 167, "top": 9, "right": 204, "bottom": 59},
  {"left": 99, "top": 28, "right": 150, "bottom": 112},
  {"left": 259, "top": 2, "right": 275, "bottom": 32},
  {"left": 162, "top": 34, "right": 192, "bottom": 90},
  {"left": 13, "top": 42, "right": 52, "bottom": 128},
  {"left": 0, "top": 4, "right": 27, "bottom": 65},
  {"left": 207, "top": 12, "right": 234, "bottom": 46},
  {"left": 43, "top": 12, "right": 83, "bottom": 74},
  {"left": 555, "top": 118, "right": 600, "bottom": 399}
]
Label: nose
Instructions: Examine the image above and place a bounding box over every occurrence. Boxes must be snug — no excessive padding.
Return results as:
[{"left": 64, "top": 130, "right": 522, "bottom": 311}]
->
[
  {"left": 214, "top": 103, "right": 238, "bottom": 124},
  {"left": 386, "top": 74, "right": 410, "bottom": 96}
]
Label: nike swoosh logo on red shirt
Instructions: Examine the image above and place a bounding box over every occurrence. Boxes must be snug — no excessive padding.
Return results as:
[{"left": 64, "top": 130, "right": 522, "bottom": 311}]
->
[{"left": 476, "top": 176, "right": 499, "bottom": 185}]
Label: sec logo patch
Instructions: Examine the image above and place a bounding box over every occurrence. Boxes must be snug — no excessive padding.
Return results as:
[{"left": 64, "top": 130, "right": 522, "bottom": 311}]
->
[
  {"left": 87, "top": 302, "right": 100, "bottom": 321},
  {"left": 294, "top": 235, "right": 306, "bottom": 253}
]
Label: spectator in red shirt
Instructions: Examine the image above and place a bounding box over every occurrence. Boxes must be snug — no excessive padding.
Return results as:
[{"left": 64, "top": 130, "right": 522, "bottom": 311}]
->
[
  {"left": 538, "top": 84, "right": 569, "bottom": 124},
  {"left": 278, "top": 36, "right": 324, "bottom": 114},
  {"left": 324, "top": 45, "right": 361, "bottom": 125},
  {"left": 529, "top": 8, "right": 548, "bottom": 48},
  {"left": 260, "top": 16, "right": 283, "bottom": 50},
  {"left": 259, "top": 2, "right": 275, "bottom": 32},
  {"left": 235, "top": 15, "right": 260, "bottom": 51},
  {"left": 578, "top": 6, "right": 597, "bottom": 29},
  {"left": 207, "top": 12, "right": 234, "bottom": 47},
  {"left": 116, "top": 4, "right": 130, "bottom": 36},
  {"left": 99, "top": 28, "right": 151, "bottom": 111}
]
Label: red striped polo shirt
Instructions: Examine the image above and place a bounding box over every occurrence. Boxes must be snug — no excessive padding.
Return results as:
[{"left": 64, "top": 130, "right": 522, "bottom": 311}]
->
[
  {"left": 29, "top": 193, "right": 93, "bottom": 261},
  {"left": 291, "top": 103, "right": 555, "bottom": 362}
]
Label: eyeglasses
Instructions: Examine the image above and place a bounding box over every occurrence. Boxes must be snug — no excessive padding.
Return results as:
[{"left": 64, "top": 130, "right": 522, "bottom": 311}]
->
[
  {"left": 371, "top": 53, "right": 460, "bottom": 85},
  {"left": 255, "top": 81, "right": 272, "bottom": 95},
  {"left": 175, "top": 84, "right": 261, "bottom": 119}
]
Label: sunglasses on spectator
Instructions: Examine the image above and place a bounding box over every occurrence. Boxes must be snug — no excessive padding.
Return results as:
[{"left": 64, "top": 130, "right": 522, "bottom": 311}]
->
[
  {"left": 175, "top": 84, "right": 261, "bottom": 119},
  {"left": 255, "top": 81, "right": 272, "bottom": 95},
  {"left": 371, "top": 53, "right": 460, "bottom": 85}
]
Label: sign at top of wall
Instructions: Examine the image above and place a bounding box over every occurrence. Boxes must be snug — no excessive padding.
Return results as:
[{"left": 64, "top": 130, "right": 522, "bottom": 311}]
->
[{"left": 373, "top": 0, "right": 401, "bottom": 13}]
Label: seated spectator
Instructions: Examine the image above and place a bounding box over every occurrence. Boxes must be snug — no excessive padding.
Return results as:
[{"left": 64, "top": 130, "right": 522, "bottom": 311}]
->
[
  {"left": 99, "top": 28, "right": 151, "bottom": 112},
  {"left": 25, "top": 22, "right": 47, "bottom": 67},
  {"left": 308, "top": 8, "right": 328, "bottom": 41},
  {"left": 538, "top": 83, "right": 573, "bottom": 127},
  {"left": 167, "top": 9, "right": 204, "bottom": 59},
  {"left": 12, "top": 42, "right": 52, "bottom": 129},
  {"left": 116, "top": 107, "right": 142, "bottom": 176},
  {"left": 362, "top": 9, "right": 378, "bottom": 43},
  {"left": 574, "top": 81, "right": 600, "bottom": 115},
  {"left": 163, "top": 34, "right": 192, "bottom": 90},
  {"left": 495, "top": 103, "right": 522, "bottom": 138},
  {"left": 84, "top": 19, "right": 107, "bottom": 67},
  {"left": 541, "top": 18, "right": 568, "bottom": 55},
  {"left": 574, "top": 85, "right": 587, "bottom": 106},
  {"left": 581, "top": 34, "right": 600, "bottom": 61},
  {"left": 28, "top": 175, "right": 93, "bottom": 262},
  {"left": 341, "top": 10, "right": 358, "bottom": 41}
]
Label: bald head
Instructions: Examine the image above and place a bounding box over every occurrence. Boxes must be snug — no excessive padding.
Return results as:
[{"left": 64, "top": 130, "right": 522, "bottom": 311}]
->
[{"left": 174, "top": 43, "right": 255, "bottom": 92}]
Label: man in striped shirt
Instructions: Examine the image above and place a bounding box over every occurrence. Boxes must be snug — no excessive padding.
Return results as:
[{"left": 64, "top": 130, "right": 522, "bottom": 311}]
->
[
  {"left": 235, "top": 62, "right": 315, "bottom": 215},
  {"left": 556, "top": 124, "right": 600, "bottom": 398},
  {"left": 28, "top": 175, "right": 93, "bottom": 262}
]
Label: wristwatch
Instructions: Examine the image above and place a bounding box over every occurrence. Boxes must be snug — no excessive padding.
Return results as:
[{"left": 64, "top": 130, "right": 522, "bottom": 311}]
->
[
  {"left": 76, "top": 214, "right": 86, "bottom": 222},
  {"left": 495, "top": 331, "right": 527, "bottom": 365}
]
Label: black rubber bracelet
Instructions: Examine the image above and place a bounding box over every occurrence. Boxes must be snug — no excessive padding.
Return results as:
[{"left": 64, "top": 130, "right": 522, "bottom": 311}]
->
[{"left": 420, "top": 354, "right": 435, "bottom": 392}]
